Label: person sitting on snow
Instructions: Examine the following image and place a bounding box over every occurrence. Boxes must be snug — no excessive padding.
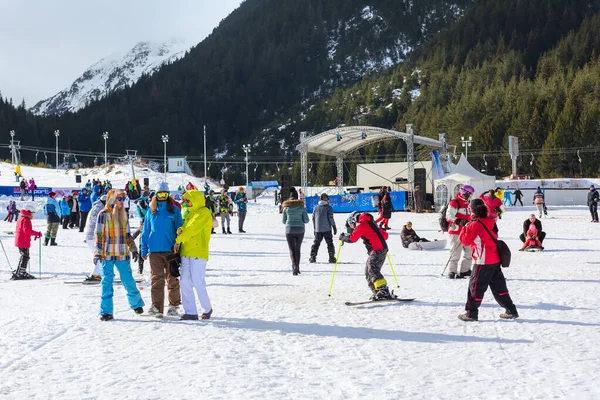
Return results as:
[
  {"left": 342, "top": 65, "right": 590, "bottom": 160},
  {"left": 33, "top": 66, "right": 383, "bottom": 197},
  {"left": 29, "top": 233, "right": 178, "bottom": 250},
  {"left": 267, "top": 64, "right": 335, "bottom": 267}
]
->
[
  {"left": 520, "top": 214, "right": 546, "bottom": 245},
  {"left": 339, "top": 212, "right": 394, "bottom": 300},
  {"left": 520, "top": 224, "right": 543, "bottom": 251},
  {"left": 400, "top": 221, "right": 429, "bottom": 248}
]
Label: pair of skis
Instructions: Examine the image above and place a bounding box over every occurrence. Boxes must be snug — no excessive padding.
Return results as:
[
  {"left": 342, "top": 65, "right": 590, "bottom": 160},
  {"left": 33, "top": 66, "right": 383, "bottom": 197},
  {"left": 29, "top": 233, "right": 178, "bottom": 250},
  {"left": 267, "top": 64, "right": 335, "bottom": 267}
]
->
[{"left": 345, "top": 297, "right": 415, "bottom": 306}]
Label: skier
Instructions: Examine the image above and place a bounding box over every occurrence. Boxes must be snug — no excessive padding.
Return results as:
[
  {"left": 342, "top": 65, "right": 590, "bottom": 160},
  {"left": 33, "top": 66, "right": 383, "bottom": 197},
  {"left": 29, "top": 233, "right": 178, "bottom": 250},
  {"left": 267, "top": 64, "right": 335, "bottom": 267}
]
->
[
  {"left": 309, "top": 193, "right": 337, "bottom": 263},
  {"left": 234, "top": 186, "right": 248, "bottom": 233},
  {"left": 83, "top": 194, "right": 107, "bottom": 282},
  {"left": 78, "top": 188, "right": 92, "bottom": 232},
  {"left": 11, "top": 204, "right": 43, "bottom": 280},
  {"left": 513, "top": 187, "right": 523, "bottom": 207},
  {"left": 458, "top": 198, "right": 519, "bottom": 322},
  {"left": 446, "top": 185, "right": 474, "bottom": 279},
  {"left": 503, "top": 187, "right": 513, "bottom": 207},
  {"left": 400, "top": 221, "right": 429, "bottom": 248},
  {"left": 94, "top": 190, "right": 144, "bottom": 321},
  {"left": 141, "top": 182, "right": 183, "bottom": 318},
  {"left": 282, "top": 197, "right": 309, "bottom": 275},
  {"left": 520, "top": 214, "right": 546, "bottom": 245},
  {"left": 175, "top": 190, "right": 213, "bottom": 320},
  {"left": 479, "top": 189, "right": 503, "bottom": 220},
  {"left": 339, "top": 212, "right": 394, "bottom": 300},
  {"left": 218, "top": 189, "right": 232, "bottom": 234},
  {"left": 587, "top": 185, "right": 599, "bottom": 222},
  {"left": 43, "top": 191, "right": 61, "bottom": 246},
  {"left": 533, "top": 187, "right": 545, "bottom": 218}
]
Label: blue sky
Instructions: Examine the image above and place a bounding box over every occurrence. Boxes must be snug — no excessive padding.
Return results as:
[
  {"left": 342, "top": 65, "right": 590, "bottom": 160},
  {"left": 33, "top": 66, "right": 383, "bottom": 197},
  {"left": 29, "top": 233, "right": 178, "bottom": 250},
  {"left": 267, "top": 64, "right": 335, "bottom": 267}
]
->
[{"left": 0, "top": 0, "right": 242, "bottom": 105}]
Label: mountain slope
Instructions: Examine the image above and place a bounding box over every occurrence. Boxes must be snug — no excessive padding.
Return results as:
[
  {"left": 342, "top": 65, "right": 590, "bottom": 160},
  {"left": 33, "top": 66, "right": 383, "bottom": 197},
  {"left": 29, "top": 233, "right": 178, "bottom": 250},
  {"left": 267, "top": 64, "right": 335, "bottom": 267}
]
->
[{"left": 30, "top": 39, "right": 192, "bottom": 116}]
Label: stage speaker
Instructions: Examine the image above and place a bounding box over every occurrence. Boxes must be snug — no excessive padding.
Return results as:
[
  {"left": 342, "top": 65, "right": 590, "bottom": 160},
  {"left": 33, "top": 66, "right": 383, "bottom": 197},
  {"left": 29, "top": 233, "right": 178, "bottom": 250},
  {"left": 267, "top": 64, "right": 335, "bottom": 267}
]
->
[
  {"left": 75, "top": 175, "right": 81, "bottom": 183},
  {"left": 279, "top": 174, "right": 292, "bottom": 202},
  {"left": 414, "top": 168, "right": 426, "bottom": 192},
  {"left": 144, "top": 177, "right": 149, "bottom": 187}
]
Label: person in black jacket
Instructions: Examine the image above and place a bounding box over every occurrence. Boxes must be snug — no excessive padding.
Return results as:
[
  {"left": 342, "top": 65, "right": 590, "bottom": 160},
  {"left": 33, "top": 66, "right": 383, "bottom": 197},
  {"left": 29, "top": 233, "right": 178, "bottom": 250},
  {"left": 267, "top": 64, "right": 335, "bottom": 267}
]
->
[
  {"left": 309, "top": 193, "right": 337, "bottom": 263},
  {"left": 519, "top": 214, "right": 546, "bottom": 244},
  {"left": 400, "top": 222, "right": 428, "bottom": 248},
  {"left": 587, "top": 185, "right": 599, "bottom": 222},
  {"left": 513, "top": 187, "right": 523, "bottom": 207}
]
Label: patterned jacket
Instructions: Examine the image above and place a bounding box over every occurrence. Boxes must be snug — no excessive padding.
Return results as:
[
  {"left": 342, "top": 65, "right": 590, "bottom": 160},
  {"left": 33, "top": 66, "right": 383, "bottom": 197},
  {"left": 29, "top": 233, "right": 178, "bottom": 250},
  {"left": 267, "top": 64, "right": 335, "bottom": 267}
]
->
[{"left": 94, "top": 209, "right": 137, "bottom": 260}]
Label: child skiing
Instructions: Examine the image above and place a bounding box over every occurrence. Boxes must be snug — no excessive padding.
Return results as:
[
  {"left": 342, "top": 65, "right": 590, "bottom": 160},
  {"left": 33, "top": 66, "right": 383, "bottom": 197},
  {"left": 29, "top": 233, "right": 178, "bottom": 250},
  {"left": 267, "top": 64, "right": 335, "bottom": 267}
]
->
[
  {"left": 339, "top": 212, "right": 394, "bottom": 300},
  {"left": 11, "top": 205, "right": 43, "bottom": 280}
]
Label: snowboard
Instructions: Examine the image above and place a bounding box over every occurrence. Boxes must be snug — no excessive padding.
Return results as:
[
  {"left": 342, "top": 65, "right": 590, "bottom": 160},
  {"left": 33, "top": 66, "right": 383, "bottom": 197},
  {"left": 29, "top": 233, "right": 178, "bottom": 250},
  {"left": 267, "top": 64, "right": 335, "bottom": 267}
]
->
[
  {"left": 408, "top": 239, "right": 447, "bottom": 251},
  {"left": 523, "top": 246, "right": 543, "bottom": 252},
  {"left": 345, "top": 298, "right": 415, "bottom": 306},
  {"left": 64, "top": 278, "right": 144, "bottom": 285}
]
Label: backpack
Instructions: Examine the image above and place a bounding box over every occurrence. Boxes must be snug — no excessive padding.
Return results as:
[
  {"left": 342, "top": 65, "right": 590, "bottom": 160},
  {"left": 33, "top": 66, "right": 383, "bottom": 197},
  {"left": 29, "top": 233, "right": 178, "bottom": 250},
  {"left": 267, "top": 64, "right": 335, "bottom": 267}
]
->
[
  {"left": 478, "top": 221, "right": 511, "bottom": 268},
  {"left": 439, "top": 203, "right": 450, "bottom": 232}
]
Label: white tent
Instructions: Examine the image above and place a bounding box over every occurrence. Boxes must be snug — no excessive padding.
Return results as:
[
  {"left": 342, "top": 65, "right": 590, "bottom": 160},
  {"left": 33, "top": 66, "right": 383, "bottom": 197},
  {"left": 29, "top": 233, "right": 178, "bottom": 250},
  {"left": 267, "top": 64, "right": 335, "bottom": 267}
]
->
[{"left": 434, "top": 155, "right": 496, "bottom": 209}]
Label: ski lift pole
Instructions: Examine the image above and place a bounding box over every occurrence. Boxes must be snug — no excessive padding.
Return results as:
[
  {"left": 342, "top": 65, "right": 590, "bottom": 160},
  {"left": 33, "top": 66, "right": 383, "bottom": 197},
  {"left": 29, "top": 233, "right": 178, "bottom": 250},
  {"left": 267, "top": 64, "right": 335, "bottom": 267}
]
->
[
  {"left": 386, "top": 253, "right": 400, "bottom": 289},
  {"left": 328, "top": 241, "right": 344, "bottom": 297}
]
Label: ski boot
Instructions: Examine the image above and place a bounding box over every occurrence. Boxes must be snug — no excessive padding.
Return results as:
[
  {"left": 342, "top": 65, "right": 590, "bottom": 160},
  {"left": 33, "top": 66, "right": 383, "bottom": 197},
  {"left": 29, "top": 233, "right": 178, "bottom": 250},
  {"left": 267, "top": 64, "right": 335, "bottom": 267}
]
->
[
  {"left": 458, "top": 270, "right": 471, "bottom": 278},
  {"left": 43, "top": 237, "right": 49, "bottom": 246},
  {"left": 11, "top": 271, "right": 36, "bottom": 280},
  {"left": 328, "top": 254, "right": 336, "bottom": 263},
  {"left": 374, "top": 285, "right": 394, "bottom": 300},
  {"left": 83, "top": 275, "right": 102, "bottom": 283}
]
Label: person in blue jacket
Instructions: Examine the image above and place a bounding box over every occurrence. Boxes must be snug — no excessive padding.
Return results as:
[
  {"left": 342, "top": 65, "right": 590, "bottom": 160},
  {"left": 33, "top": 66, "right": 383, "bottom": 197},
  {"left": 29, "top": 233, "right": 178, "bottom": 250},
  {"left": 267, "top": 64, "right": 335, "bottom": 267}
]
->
[
  {"left": 140, "top": 182, "right": 184, "bottom": 317},
  {"left": 43, "top": 191, "right": 62, "bottom": 246},
  {"left": 78, "top": 187, "right": 93, "bottom": 232},
  {"left": 59, "top": 195, "right": 71, "bottom": 229},
  {"left": 234, "top": 186, "right": 248, "bottom": 233}
]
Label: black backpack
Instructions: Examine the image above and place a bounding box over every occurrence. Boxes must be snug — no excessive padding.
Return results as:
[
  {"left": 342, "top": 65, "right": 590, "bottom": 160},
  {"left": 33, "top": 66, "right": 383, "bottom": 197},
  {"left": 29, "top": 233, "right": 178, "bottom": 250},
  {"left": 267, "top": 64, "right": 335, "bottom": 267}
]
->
[{"left": 439, "top": 203, "right": 450, "bottom": 232}]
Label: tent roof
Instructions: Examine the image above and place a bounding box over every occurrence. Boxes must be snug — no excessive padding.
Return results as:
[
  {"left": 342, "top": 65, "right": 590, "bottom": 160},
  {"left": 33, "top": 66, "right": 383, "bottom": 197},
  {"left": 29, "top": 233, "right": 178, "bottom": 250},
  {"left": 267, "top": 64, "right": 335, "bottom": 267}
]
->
[
  {"left": 296, "top": 126, "right": 444, "bottom": 157},
  {"left": 441, "top": 154, "right": 495, "bottom": 181}
]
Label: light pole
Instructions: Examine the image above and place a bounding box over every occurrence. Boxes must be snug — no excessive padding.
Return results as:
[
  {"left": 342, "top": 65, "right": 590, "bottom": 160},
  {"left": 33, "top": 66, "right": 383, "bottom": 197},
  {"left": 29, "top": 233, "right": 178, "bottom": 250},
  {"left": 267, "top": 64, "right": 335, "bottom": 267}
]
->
[
  {"left": 203, "top": 125, "right": 207, "bottom": 185},
  {"left": 102, "top": 132, "right": 109, "bottom": 165},
  {"left": 54, "top": 130, "right": 60, "bottom": 170},
  {"left": 9, "top": 130, "right": 16, "bottom": 166},
  {"left": 161, "top": 135, "right": 169, "bottom": 179},
  {"left": 460, "top": 136, "right": 473, "bottom": 159},
  {"left": 242, "top": 144, "right": 251, "bottom": 187}
]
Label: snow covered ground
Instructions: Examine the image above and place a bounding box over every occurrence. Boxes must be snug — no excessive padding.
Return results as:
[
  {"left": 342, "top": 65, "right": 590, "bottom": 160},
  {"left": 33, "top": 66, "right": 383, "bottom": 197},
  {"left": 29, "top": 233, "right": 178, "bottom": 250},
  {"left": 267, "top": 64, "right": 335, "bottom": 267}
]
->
[{"left": 1, "top": 165, "right": 599, "bottom": 399}]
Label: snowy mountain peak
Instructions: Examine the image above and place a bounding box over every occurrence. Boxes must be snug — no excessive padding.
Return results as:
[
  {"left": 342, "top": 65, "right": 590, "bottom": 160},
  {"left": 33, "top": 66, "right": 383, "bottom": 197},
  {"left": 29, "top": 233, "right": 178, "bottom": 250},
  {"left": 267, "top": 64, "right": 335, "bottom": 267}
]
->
[{"left": 30, "top": 39, "right": 192, "bottom": 116}]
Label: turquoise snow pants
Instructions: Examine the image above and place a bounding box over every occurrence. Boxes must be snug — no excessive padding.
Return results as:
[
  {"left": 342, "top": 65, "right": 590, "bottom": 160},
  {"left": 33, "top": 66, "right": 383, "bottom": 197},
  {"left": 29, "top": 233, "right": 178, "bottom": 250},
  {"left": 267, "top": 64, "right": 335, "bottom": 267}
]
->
[{"left": 100, "top": 260, "right": 144, "bottom": 315}]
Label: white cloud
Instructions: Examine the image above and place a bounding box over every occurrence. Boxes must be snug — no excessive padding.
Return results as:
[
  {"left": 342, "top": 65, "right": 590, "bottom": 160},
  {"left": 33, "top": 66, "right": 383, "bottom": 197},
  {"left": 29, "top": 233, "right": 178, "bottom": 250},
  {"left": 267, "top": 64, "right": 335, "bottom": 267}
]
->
[{"left": 0, "top": 0, "right": 242, "bottom": 105}]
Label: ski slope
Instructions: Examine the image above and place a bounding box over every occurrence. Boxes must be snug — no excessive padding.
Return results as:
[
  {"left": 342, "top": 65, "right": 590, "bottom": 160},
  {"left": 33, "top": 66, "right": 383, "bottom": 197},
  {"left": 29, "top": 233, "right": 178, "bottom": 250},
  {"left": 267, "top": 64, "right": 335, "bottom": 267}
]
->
[{"left": 0, "top": 166, "right": 599, "bottom": 399}]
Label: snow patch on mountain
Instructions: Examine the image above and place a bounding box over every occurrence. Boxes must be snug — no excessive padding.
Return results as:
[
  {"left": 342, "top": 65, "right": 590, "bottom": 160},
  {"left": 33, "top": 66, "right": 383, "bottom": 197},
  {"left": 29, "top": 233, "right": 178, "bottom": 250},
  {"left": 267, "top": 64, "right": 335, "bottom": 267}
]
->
[{"left": 30, "top": 39, "right": 192, "bottom": 116}]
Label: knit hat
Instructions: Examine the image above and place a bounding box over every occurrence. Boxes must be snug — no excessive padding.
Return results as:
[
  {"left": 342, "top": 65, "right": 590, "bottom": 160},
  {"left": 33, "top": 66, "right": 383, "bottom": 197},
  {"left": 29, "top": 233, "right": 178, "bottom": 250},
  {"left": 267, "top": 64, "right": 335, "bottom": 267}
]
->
[
  {"left": 23, "top": 203, "right": 37, "bottom": 212},
  {"left": 48, "top": 191, "right": 56, "bottom": 197},
  {"left": 155, "top": 181, "right": 169, "bottom": 193},
  {"left": 238, "top": 186, "right": 244, "bottom": 191}
]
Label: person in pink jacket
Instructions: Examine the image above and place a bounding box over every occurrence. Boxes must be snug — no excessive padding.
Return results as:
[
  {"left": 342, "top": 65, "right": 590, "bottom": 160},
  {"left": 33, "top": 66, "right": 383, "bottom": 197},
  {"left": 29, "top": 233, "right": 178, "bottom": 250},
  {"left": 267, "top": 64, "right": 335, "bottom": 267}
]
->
[
  {"left": 12, "top": 205, "right": 43, "bottom": 280},
  {"left": 28, "top": 179, "right": 36, "bottom": 201},
  {"left": 479, "top": 189, "right": 503, "bottom": 220}
]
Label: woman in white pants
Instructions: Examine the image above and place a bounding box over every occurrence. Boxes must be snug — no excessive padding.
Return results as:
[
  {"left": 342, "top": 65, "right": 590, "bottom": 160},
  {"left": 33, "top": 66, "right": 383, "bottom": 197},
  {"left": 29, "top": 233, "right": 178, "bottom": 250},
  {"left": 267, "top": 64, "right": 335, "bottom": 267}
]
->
[{"left": 174, "top": 190, "right": 213, "bottom": 320}]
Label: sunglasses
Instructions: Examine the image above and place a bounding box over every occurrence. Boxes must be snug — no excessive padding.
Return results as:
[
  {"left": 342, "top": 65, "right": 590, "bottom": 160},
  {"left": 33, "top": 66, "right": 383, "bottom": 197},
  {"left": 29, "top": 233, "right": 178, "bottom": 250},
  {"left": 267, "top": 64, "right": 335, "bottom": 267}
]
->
[
  {"left": 156, "top": 191, "right": 169, "bottom": 200},
  {"left": 115, "top": 196, "right": 127, "bottom": 202}
]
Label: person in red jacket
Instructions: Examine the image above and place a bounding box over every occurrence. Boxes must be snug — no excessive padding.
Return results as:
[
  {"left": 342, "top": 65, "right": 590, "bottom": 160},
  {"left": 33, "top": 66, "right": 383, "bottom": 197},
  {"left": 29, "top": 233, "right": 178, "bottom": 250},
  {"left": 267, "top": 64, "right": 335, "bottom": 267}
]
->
[
  {"left": 479, "top": 189, "right": 503, "bottom": 220},
  {"left": 446, "top": 184, "right": 474, "bottom": 279},
  {"left": 457, "top": 198, "right": 518, "bottom": 322},
  {"left": 12, "top": 205, "right": 43, "bottom": 280},
  {"left": 339, "top": 212, "right": 394, "bottom": 300}
]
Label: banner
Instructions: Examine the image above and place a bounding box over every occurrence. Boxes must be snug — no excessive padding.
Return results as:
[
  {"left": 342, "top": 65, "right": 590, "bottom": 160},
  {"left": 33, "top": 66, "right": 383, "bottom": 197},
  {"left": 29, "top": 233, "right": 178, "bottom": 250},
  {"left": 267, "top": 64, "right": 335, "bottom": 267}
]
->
[
  {"left": 306, "top": 191, "right": 406, "bottom": 213},
  {"left": 431, "top": 150, "right": 445, "bottom": 181},
  {"left": 0, "top": 186, "right": 53, "bottom": 198}
]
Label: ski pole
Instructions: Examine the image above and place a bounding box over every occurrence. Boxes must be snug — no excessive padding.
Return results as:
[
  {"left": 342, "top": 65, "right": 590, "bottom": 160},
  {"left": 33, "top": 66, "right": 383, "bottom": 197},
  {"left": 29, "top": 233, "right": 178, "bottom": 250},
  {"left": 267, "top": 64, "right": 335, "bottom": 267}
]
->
[
  {"left": 38, "top": 236, "right": 42, "bottom": 279},
  {"left": 328, "top": 241, "right": 344, "bottom": 297},
  {"left": 440, "top": 256, "right": 451, "bottom": 276},
  {"left": 386, "top": 253, "right": 400, "bottom": 288},
  {"left": 0, "top": 238, "right": 12, "bottom": 271}
]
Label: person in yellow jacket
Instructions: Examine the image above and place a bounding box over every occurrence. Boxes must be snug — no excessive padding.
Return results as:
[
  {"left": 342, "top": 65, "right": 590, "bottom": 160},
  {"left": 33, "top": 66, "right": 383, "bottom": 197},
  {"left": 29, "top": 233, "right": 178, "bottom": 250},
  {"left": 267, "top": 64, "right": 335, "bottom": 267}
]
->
[{"left": 174, "top": 190, "right": 213, "bottom": 320}]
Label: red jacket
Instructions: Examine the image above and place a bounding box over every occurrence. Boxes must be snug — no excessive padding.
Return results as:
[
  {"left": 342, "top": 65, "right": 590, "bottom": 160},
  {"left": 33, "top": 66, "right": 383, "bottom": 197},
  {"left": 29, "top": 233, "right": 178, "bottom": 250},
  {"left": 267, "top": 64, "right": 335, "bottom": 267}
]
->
[
  {"left": 348, "top": 213, "right": 389, "bottom": 252},
  {"left": 480, "top": 193, "right": 502, "bottom": 219},
  {"left": 459, "top": 217, "right": 501, "bottom": 265},
  {"left": 15, "top": 210, "right": 40, "bottom": 248},
  {"left": 446, "top": 195, "right": 471, "bottom": 235}
]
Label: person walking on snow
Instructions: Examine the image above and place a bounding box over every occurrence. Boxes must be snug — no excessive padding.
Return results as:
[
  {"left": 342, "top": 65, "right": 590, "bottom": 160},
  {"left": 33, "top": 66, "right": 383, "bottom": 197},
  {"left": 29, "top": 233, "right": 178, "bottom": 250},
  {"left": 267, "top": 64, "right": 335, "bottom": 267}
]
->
[
  {"left": 5, "top": 200, "right": 17, "bottom": 223},
  {"left": 94, "top": 190, "right": 144, "bottom": 321},
  {"left": 309, "top": 193, "right": 337, "bottom": 263},
  {"left": 281, "top": 198, "right": 309, "bottom": 275},
  {"left": 339, "top": 212, "right": 394, "bottom": 300},
  {"left": 78, "top": 188, "right": 92, "bottom": 232},
  {"left": 458, "top": 198, "right": 519, "bottom": 322},
  {"left": 28, "top": 179, "right": 36, "bottom": 201},
  {"left": 19, "top": 178, "right": 26, "bottom": 201},
  {"left": 513, "top": 187, "right": 523, "bottom": 207},
  {"left": 59, "top": 195, "right": 71, "bottom": 229},
  {"left": 68, "top": 190, "right": 79, "bottom": 228},
  {"left": 479, "top": 189, "right": 504, "bottom": 220},
  {"left": 234, "top": 186, "right": 248, "bottom": 233},
  {"left": 587, "top": 185, "right": 599, "bottom": 222},
  {"left": 446, "top": 185, "right": 474, "bottom": 279},
  {"left": 141, "top": 182, "right": 184, "bottom": 318},
  {"left": 174, "top": 190, "right": 213, "bottom": 320},
  {"left": 533, "top": 187, "right": 546, "bottom": 218},
  {"left": 83, "top": 194, "right": 107, "bottom": 282},
  {"left": 218, "top": 189, "right": 232, "bottom": 234},
  {"left": 11, "top": 205, "right": 43, "bottom": 280},
  {"left": 43, "top": 191, "right": 61, "bottom": 246},
  {"left": 503, "top": 187, "right": 513, "bottom": 207}
]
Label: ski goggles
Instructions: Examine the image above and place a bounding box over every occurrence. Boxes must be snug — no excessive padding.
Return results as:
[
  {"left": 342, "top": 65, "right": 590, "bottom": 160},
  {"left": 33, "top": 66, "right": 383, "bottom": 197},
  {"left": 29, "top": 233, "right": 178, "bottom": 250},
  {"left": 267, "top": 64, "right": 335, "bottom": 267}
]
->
[{"left": 156, "top": 191, "right": 169, "bottom": 200}]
